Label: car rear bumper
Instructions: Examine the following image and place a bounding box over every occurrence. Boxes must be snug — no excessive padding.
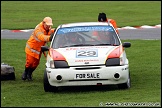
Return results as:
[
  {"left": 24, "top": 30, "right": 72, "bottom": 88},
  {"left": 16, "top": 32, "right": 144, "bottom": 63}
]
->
[{"left": 46, "top": 65, "right": 129, "bottom": 87}]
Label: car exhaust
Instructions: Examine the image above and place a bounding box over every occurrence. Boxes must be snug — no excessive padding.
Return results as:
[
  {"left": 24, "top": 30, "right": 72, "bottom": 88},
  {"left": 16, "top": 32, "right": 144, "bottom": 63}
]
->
[
  {"left": 114, "top": 73, "right": 120, "bottom": 80},
  {"left": 56, "top": 74, "right": 62, "bottom": 82}
]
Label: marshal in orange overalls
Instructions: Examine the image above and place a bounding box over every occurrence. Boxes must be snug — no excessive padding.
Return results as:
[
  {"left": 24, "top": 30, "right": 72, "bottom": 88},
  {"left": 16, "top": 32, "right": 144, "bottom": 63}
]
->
[
  {"left": 98, "top": 12, "right": 119, "bottom": 33},
  {"left": 22, "top": 17, "right": 55, "bottom": 81}
]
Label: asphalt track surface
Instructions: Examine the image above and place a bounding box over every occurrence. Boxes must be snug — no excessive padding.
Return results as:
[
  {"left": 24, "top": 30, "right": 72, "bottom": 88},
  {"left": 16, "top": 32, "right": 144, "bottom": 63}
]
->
[{"left": 1, "top": 28, "right": 161, "bottom": 40}]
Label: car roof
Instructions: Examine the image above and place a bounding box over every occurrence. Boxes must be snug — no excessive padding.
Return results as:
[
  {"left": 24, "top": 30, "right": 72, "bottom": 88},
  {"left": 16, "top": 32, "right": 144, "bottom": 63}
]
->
[{"left": 59, "top": 22, "right": 113, "bottom": 28}]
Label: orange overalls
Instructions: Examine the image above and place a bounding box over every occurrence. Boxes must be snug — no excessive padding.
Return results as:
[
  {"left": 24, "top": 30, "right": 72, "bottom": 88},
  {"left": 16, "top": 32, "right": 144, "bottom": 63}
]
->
[
  {"left": 104, "top": 18, "right": 118, "bottom": 34},
  {"left": 93, "top": 18, "right": 118, "bottom": 40},
  {"left": 25, "top": 22, "right": 55, "bottom": 69}
]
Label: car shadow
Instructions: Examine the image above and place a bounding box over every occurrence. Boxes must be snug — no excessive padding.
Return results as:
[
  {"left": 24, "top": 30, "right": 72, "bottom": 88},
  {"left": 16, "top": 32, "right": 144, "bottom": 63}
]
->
[{"left": 53, "top": 85, "right": 120, "bottom": 93}]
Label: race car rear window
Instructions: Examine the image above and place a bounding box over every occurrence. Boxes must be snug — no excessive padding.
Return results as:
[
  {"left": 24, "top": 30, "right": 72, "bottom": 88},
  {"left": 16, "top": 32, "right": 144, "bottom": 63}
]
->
[{"left": 56, "top": 26, "right": 114, "bottom": 35}]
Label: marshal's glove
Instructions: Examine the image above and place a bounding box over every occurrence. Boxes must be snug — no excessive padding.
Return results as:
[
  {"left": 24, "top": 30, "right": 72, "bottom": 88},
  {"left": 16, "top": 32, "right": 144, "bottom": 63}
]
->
[{"left": 49, "top": 32, "right": 54, "bottom": 41}]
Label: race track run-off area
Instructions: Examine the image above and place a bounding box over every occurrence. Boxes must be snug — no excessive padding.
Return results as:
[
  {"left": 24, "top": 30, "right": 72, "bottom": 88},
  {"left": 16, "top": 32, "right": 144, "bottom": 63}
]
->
[
  {"left": 1, "top": 24, "right": 161, "bottom": 40},
  {"left": 1, "top": 24, "right": 161, "bottom": 33}
]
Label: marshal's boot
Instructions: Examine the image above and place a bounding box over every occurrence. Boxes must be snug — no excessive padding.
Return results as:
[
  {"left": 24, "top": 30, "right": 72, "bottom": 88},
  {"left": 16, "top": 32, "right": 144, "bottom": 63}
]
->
[
  {"left": 22, "top": 67, "right": 30, "bottom": 80},
  {"left": 27, "top": 68, "right": 36, "bottom": 81}
]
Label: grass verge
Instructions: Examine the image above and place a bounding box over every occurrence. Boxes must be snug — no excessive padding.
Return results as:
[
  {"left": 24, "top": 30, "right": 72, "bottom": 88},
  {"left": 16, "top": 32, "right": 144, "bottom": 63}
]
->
[
  {"left": 1, "top": 39, "right": 161, "bottom": 107},
  {"left": 1, "top": 1, "right": 161, "bottom": 29}
]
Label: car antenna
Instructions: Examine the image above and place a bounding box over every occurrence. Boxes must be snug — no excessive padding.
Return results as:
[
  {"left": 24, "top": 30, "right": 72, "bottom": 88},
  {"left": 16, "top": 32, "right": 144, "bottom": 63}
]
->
[
  {"left": 60, "top": 24, "right": 63, "bottom": 28},
  {"left": 107, "top": 19, "right": 111, "bottom": 26}
]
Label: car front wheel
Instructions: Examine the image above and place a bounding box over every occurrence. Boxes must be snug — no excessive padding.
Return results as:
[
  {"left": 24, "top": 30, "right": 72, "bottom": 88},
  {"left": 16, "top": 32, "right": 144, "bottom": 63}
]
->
[
  {"left": 117, "top": 72, "right": 131, "bottom": 89},
  {"left": 43, "top": 70, "right": 58, "bottom": 92}
]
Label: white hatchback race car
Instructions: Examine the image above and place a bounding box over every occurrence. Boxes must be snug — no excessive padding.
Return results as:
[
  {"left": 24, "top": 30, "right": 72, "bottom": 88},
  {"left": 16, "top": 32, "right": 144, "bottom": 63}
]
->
[{"left": 41, "top": 22, "right": 131, "bottom": 92}]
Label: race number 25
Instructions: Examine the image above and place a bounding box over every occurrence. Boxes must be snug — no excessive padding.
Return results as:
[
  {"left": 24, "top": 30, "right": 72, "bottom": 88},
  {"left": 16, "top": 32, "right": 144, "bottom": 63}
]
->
[{"left": 76, "top": 49, "right": 98, "bottom": 57}]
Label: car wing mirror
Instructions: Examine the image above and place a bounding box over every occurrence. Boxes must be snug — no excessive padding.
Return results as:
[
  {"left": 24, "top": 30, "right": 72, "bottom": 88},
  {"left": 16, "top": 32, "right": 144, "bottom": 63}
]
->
[
  {"left": 122, "top": 42, "right": 131, "bottom": 48},
  {"left": 41, "top": 46, "right": 49, "bottom": 52}
]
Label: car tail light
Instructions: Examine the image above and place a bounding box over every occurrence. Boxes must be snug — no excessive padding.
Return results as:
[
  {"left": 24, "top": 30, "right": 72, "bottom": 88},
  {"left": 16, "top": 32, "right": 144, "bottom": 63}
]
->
[
  {"left": 54, "top": 60, "right": 69, "bottom": 68},
  {"left": 49, "top": 49, "right": 69, "bottom": 68},
  {"left": 105, "top": 58, "right": 120, "bottom": 66},
  {"left": 49, "top": 49, "right": 66, "bottom": 61}
]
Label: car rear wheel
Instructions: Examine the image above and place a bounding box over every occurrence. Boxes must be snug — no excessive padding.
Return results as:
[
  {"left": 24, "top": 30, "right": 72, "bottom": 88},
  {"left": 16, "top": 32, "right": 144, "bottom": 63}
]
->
[
  {"left": 43, "top": 70, "right": 58, "bottom": 92},
  {"left": 117, "top": 72, "right": 131, "bottom": 89}
]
